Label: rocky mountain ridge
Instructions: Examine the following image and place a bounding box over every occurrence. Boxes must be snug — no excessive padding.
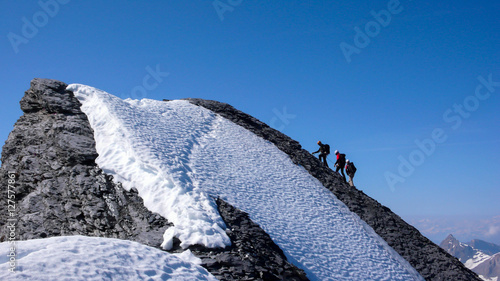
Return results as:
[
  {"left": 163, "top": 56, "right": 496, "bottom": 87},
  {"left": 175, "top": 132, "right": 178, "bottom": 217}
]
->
[
  {"left": 0, "top": 78, "right": 482, "bottom": 280},
  {"left": 187, "top": 98, "right": 482, "bottom": 281},
  {"left": 0, "top": 78, "right": 306, "bottom": 281},
  {"left": 469, "top": 239, "right": 500, "bottom": 256}
]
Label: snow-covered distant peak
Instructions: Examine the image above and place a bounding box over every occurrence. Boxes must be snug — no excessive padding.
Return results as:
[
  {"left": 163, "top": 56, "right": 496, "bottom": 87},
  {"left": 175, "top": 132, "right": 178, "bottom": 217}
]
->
[
  {"left": 441, "top": 235, "right": 500, "bottom": 281},
  {"left": 0, "top": 236, "right": 216, "bottom": 281}
]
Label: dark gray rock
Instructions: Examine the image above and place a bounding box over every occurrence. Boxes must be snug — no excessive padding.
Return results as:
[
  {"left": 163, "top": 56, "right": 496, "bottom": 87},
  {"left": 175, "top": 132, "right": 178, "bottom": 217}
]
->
[
  {"left": 0, "top": 78, "right": 170, "bottom": 247},
  {"left": 186, "top": 98, "right": 482, "bottom": 281},
  {"left": 19, "top": 79, "right": 75, "bottom": 114}
]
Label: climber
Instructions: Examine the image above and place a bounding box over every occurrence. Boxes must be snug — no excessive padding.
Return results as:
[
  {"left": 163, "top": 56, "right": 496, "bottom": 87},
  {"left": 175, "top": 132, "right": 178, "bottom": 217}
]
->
[
  {"left": 312, "top": 141, "right": 330, "bottom": 167},
  {"left": 334, "top": 150, "right": 347, "bottom": 183},
  {"left": 345, "top": 159, "right": 357, "bottom": 187}
]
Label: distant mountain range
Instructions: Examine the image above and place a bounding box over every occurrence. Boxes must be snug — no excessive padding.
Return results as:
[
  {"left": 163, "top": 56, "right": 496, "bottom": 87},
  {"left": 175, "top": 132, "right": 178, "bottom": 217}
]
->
[{"left": 441, "top": 234, "right": 500, "bottom": 281}]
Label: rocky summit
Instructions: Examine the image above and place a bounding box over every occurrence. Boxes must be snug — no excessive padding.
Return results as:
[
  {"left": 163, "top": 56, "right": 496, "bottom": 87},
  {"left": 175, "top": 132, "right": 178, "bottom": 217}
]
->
[
  {"left": 186, "top": 98, "right": 482, "bottom": 281},
  {"left": 0, "top": 78, "right": 482, "bottom": 280},
  {"left": 0, "top": 78, "right": 170, "bottom": 247},
  {"left": 0, "top": 78, "right": 308, "bottom": 281}
]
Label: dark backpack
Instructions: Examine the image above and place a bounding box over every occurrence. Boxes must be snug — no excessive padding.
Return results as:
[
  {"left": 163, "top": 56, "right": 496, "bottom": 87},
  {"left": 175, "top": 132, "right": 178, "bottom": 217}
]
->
[
  {"left": 324, "top": 144, "right": 330, "bottom": 154},
  {"left": 339, "top": 153, "right": 346, "bottom": 163},
  {"left": 347, "top": 162, "right": 357, "bottom": 174}
]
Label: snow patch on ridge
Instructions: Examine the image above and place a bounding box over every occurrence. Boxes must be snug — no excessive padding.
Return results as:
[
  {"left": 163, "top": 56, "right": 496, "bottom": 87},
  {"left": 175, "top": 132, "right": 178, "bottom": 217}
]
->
[
  {"left": 0, "top": 236, "right": 217, "bottom": 281},
  {"left": 69, "top": 84, "right": 424, "bottom": 281},
  {"left": 68, "top": 84, "right": 230, "bottom": 250},
  {"left": 189, "top": 115, "right": 424, "bottom": 281},
  {"left": 465, "top": 251, "right": 492, "bottom": 270}
]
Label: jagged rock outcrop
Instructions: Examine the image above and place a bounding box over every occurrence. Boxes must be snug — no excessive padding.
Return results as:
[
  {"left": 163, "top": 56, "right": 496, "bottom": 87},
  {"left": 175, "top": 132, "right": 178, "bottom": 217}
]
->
[
  {"left": 0, "top": 78, "right": 309, "bottom": 281},
  {"left": 0, "top": 79, "right": 170, "bottom": 247},
  {"left": 440, "top": 234, "right": 476, "bottom": 262},
  {"left": 187, "top": 98, "right": 482, "bottom": 281}
]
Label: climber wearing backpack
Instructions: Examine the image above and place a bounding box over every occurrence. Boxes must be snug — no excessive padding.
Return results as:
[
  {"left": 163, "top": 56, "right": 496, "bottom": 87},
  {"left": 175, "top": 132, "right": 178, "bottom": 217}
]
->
[
  {"left": 312, "top": 141, "right": 330, "bottom": 167},
  {"left": 334, "top": 150, "right": 347, "bottom": 183},
  {"left": 345, "top": 159, "right": 357, "bottom": 187}
]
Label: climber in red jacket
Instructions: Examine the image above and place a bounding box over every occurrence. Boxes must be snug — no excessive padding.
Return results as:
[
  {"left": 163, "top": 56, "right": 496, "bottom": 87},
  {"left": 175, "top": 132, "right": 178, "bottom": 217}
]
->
[{"left": 334, "top": 150, "right": 347, "bottom": 183}]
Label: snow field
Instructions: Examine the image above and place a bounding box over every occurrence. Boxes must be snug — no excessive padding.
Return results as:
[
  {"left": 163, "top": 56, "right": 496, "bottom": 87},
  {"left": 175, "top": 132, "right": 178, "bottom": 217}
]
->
[
  {"left": 189, "top": 116, "right": 424, "bottom": 281},
  {"left": 0, "top": 236, "right": 216, "bottom": 281},
  {"left": 69, "top": 84, "right": 424, "bottom": 281},
  {"left": 70, "top": 84, "right": 230, "bottom": 251},
  {"left": 465, "top": 251, "right": 493, "bottom": 269}
]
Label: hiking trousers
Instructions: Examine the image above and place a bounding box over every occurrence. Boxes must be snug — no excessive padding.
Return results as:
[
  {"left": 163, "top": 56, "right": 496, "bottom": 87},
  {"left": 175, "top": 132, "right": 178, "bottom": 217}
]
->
[
  {"left": 336, "top": 165, "right": 346, "bottom": 183},
  {"left": 319, "top": 153, "right": 329, "bottom": 167},
  {"left": 347, "top": 173, "right": 354, "bottom": 186}
]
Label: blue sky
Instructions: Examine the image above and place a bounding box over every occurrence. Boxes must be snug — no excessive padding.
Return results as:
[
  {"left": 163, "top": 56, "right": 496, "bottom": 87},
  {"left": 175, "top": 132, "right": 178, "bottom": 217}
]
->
[{"left": 1, "top": 0, "right": 499, "bottom": 244}]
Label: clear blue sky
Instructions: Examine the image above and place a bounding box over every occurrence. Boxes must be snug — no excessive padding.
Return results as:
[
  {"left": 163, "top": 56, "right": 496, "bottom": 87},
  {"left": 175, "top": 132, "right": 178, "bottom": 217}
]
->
[{"left": 1, "top": 1, "right": 499, "bottom": 243}]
